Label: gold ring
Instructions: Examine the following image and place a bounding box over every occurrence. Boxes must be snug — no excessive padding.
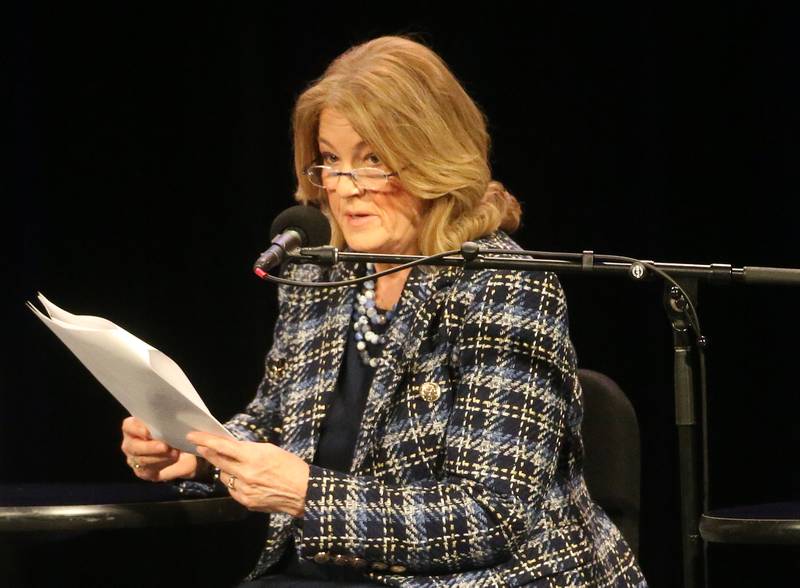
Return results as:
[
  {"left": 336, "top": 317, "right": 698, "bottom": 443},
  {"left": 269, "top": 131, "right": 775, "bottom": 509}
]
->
[
  {"left": 226, "top": 474, "right": 237, "bottom": 490},
  {"left": 131, "top": 456, "right": 141, "bottom": 470}
]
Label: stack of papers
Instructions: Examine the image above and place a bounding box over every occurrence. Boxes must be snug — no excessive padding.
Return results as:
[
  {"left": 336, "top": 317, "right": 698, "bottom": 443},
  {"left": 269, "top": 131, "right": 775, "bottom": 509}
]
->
[{"left": 27, "top": 293, "right": 234, "bottom": 454}]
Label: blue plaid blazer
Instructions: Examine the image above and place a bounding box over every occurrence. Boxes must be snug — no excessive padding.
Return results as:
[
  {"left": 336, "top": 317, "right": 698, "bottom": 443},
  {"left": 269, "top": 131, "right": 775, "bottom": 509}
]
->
[{"left": 193, "top": 231, "right": 646, "bottom": 587}]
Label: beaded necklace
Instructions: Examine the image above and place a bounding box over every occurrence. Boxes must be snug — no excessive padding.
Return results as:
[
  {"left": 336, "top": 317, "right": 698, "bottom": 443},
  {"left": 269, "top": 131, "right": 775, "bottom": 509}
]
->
[{"left": 352, "top": 263, "right": 396, "bottom": 368}]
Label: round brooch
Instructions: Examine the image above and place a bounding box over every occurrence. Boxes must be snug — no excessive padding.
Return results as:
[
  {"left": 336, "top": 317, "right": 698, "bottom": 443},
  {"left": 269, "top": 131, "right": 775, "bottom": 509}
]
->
[{"left": 419, "top": 382, "right": 442, "bottom": 403}]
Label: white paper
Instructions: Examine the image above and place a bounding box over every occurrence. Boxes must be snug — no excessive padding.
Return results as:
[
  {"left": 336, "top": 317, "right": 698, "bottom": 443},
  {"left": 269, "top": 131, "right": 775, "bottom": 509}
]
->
[{"left": 28, "top": 293, "right": 234, "bottom": 454}]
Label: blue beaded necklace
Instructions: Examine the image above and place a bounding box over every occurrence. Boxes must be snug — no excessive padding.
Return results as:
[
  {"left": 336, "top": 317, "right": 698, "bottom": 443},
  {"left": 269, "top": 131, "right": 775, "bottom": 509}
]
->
[{"left": 352, "top": 263, "right": 396, "bottom": 368}]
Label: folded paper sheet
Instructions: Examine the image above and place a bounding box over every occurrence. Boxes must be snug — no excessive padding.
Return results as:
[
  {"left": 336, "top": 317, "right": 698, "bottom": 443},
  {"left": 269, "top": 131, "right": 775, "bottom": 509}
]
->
[{"left": 28, "top": 293, "right": 233, "bottom": 454}]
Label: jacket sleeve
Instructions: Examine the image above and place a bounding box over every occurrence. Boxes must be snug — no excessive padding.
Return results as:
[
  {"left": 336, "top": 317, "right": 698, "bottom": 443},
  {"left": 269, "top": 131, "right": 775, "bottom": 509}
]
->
[{"left": 296, "top": 270, "right": 578, "bottom": 574}]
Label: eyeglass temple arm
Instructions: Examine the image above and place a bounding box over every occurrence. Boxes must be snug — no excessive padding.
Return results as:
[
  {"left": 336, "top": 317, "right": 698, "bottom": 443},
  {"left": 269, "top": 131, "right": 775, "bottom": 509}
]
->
[{"left": 328, "top": 169, "right": 397, "bottom": 179}]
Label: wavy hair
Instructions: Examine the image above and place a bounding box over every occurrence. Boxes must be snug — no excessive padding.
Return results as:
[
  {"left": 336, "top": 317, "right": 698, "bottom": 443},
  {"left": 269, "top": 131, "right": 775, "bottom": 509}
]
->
[{"left": 292, "top": 35, "right": 521, "bottom": 255}]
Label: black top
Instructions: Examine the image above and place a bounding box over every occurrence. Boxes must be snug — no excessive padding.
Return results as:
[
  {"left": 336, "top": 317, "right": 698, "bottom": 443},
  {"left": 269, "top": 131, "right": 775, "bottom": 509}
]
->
[
  {"left": 313, "top": 320, "right": 383, "bottom": 471},
  {"left": 267, "top": 309, "right": 390, "bottom": 583}
]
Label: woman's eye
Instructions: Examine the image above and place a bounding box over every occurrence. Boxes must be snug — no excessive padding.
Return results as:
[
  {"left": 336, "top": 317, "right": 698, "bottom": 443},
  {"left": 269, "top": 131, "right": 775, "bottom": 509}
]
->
[
  {"left": 320, "top": 152, "right": 338, "bottom": 164},
  {"left": 365, "top": 153, "right": 381, "bottom": 166}
]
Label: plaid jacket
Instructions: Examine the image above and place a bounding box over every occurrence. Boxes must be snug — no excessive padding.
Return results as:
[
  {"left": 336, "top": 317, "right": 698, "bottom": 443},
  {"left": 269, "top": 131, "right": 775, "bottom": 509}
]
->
[{"left": 198, "top": 231, "right": 646, "bottom": 587}]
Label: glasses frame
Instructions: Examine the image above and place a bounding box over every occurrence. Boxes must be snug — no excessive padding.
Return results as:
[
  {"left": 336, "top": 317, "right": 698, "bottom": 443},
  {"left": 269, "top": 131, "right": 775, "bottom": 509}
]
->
[{"left": 303, "top": 164, "right": 400, "bottom": 191}]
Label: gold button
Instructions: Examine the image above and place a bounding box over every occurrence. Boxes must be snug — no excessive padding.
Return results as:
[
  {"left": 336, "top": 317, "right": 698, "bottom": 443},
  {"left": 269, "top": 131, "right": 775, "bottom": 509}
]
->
[
  {"left": 332, "top": 554, "right": 348, "bottom": 566},
  {"left": 371, "top": 561, "right": 388, "bottom": 571},
  {"left": 350, "top": 557, "right": 368, "bottom": 569},
  {"left": 389, "top": 564, "right": 408, "bottom": 574},
  {"left": 419, "top": 381, "right": 441, "bottom": 402},
  {"left": 312, "top": 552, "right": 330, "bottom": 564}
]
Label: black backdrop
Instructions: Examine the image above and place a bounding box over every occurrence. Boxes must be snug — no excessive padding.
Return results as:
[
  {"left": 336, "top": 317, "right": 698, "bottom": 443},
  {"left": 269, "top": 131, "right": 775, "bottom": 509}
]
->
[{"left": 7, "top": 4, "right": 799, "bottom": 586}]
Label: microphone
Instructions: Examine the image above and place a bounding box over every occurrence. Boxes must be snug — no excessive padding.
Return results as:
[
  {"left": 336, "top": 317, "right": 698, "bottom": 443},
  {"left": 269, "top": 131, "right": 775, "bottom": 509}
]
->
[{"left": 253, "top": 205, "right": 331, "bottom": 278}]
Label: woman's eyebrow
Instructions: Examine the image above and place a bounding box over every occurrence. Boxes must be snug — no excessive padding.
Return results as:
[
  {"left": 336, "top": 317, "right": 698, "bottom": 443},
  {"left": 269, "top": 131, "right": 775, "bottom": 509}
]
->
[{"left": 318, "top": 138, "right": 369, "bottom": 153}]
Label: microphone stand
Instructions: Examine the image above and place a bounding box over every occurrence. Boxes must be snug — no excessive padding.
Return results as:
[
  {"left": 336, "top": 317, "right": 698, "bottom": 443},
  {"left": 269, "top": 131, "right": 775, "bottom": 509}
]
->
[{"left": 284, "top": 243, "right": 800, "bottom": 588}]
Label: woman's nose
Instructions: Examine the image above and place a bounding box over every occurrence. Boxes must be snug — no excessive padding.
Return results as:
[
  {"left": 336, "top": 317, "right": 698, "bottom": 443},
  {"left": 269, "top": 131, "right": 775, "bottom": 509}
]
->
[{"left": 336, "top": 173, "right": 363, "bottom": 198}]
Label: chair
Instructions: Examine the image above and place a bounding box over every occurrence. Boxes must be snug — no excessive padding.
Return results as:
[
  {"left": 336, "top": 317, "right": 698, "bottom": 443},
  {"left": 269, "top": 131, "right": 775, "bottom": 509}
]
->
[
  {"left": 578, "top": 368, "right": 641, "bottom": 557},
  {"left": 700, "top": 502, "right": 800, "bottom": 544}
]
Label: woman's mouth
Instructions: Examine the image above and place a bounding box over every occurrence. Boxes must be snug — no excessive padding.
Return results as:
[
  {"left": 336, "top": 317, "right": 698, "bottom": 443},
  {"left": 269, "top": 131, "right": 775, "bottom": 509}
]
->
[{"left": 344, "top": 213, "right": 377, "bottom": 227}]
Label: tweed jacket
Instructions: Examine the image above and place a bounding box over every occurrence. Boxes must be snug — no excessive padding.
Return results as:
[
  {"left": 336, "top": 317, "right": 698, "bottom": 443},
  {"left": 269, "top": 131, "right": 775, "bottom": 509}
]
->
[{"left": 194, "top": 231, "right": 646, "bottom": 587}]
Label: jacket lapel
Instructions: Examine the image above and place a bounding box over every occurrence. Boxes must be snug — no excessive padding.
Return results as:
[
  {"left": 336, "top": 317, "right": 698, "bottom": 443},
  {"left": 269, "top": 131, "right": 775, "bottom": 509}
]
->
[
  {"left": 280, "top": 263, "right": 356, "bottom": 462},
  {"left": 351, "top": 265, "right": 458, "bottom": 472}
]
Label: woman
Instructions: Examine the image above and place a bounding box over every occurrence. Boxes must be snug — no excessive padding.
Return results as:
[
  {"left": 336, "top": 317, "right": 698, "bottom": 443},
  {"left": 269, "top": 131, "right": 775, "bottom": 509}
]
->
[{"left": 121, "top": 35, "right": 647, "bottom": 586}]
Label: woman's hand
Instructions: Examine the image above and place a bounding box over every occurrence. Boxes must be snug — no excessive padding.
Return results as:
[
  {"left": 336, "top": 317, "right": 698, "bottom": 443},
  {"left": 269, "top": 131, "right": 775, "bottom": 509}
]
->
[
  {"left": 121, "top": 416, "right": 199, "bottom": 482},
  {"left": 186, "top": 431, "right": 310, "bottom": 518}
]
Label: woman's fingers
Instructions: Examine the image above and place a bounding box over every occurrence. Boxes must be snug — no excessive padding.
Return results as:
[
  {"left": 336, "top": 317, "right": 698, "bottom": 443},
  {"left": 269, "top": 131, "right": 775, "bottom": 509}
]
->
[
  {"left": 128, "top": 452, "right": 179, "bottom": 467},
  {"left": 187, "top": 432, "right": 247, "bottom": 478},
  {"left": 195, "top": 445, "right": 240, "bottom": 478},
  {"left": 122, "top": 416, "right": 151, "bottom": 439},
  {"left": 186, "top": 431, "right": 243, "bottom": 460},
  {"left": 121, "top": 416, "right": 174, "bottom": 457},
  {"left": 120, "top": 416, "right": 180, "bottom": 481},
  {"left": 156, "top": 453, "right": 199, "bottom": 481},
  {"left": 120, "top": 418, "right": 199, "bottom": 482},
  {"left": 127, "top": 453, "right": 179, "bottom": 480},
  {"left": 218, "top": 470, "right": 235, "bottom": 489},
  {"left": 125, "top": 450, "right": 198, "bottom": 482},
  {"left": 131, "top": 465, "right": 161, "bottom": 482},
  {"left": 121, "top": 436, "right": 174, "bottom": 457},
  {"left": 218, "top": 470, "right": 248, "bottom": 500}
]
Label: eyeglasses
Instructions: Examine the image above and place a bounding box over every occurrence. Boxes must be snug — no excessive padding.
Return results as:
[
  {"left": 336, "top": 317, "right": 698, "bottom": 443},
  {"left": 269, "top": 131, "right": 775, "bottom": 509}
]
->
[{"left": 304, "top": 165, "right": 399, "bottom": 192}]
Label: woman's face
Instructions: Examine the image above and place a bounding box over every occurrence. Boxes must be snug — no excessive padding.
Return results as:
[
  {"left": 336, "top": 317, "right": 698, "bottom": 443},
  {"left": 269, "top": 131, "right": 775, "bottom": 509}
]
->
[{"left": 318, "top": 108, "right": 426, "bottom": 256}]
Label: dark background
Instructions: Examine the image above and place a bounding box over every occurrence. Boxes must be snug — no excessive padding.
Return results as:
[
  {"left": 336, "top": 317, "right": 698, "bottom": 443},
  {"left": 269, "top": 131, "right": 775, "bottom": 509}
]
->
[{"left": 6, "top": 3, "right": 799, "bottom": 587}]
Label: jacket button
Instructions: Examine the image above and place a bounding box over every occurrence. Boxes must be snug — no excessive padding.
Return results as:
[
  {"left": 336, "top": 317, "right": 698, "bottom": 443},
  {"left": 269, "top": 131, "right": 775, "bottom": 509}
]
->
[
  {"left": 350, "top": 557, "right": 368, "bottom": 569},
  {"left": 389, "top": 564, "right": 408, "bottom": 574},
  {"left": 419, "top": 381, "right": 441, "bottom": 402},
  {"left": 332, "top": 554, "right": 348, "bottom": 566},
  {"left": 371, "top": 562, "right": 388, "bottom": 571},
  {"left": 312, "top": 552, "right": 330, "bottom": 564}
]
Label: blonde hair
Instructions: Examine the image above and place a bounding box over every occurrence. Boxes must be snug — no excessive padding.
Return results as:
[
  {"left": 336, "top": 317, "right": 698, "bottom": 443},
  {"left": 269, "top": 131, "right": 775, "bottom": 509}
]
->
[{"left": 292, "top": 35, "right": 521, "bottom": 255}]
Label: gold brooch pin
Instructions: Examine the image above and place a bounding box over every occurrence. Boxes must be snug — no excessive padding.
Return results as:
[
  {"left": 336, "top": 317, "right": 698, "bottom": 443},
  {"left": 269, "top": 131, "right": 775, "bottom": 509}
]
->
[{"left": 419, "top": 382, "right": 441, "bottom": 402}]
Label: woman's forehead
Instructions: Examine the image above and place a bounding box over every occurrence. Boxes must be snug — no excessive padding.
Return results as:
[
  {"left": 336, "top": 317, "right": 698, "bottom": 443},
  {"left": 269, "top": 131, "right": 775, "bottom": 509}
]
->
[{"left": 318, "top": 109, "right": 369, "bottom": 152}]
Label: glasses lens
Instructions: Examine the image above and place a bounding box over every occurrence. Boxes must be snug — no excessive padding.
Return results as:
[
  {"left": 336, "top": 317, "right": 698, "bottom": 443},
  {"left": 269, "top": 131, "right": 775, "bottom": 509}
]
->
[
  {"left": 307, "top": 166, "right": 390, "bottom": 190},
  {"left": 307, "top": 166, "right": 327, "bottom": 188},
  {"left": 353, "top": 168, "right": 388, "bottom": 191}
]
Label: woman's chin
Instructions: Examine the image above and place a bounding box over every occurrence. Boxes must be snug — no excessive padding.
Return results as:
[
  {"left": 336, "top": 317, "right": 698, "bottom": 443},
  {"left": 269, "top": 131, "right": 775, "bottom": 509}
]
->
[{"left": 342, "top": 235, "right": 386, "bottom": 254}]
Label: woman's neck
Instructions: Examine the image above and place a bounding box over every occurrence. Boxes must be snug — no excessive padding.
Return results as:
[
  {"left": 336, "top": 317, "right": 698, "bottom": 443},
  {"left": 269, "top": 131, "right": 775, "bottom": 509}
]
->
[{"left": 373, "top": 264, "right": 411, "bottom": 310}]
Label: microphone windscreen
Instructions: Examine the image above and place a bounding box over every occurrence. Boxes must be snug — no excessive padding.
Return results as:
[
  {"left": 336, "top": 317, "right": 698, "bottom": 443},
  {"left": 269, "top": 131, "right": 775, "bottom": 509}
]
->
[{"left": 269, "top": 205, "right": 331, "bottom": 247}]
